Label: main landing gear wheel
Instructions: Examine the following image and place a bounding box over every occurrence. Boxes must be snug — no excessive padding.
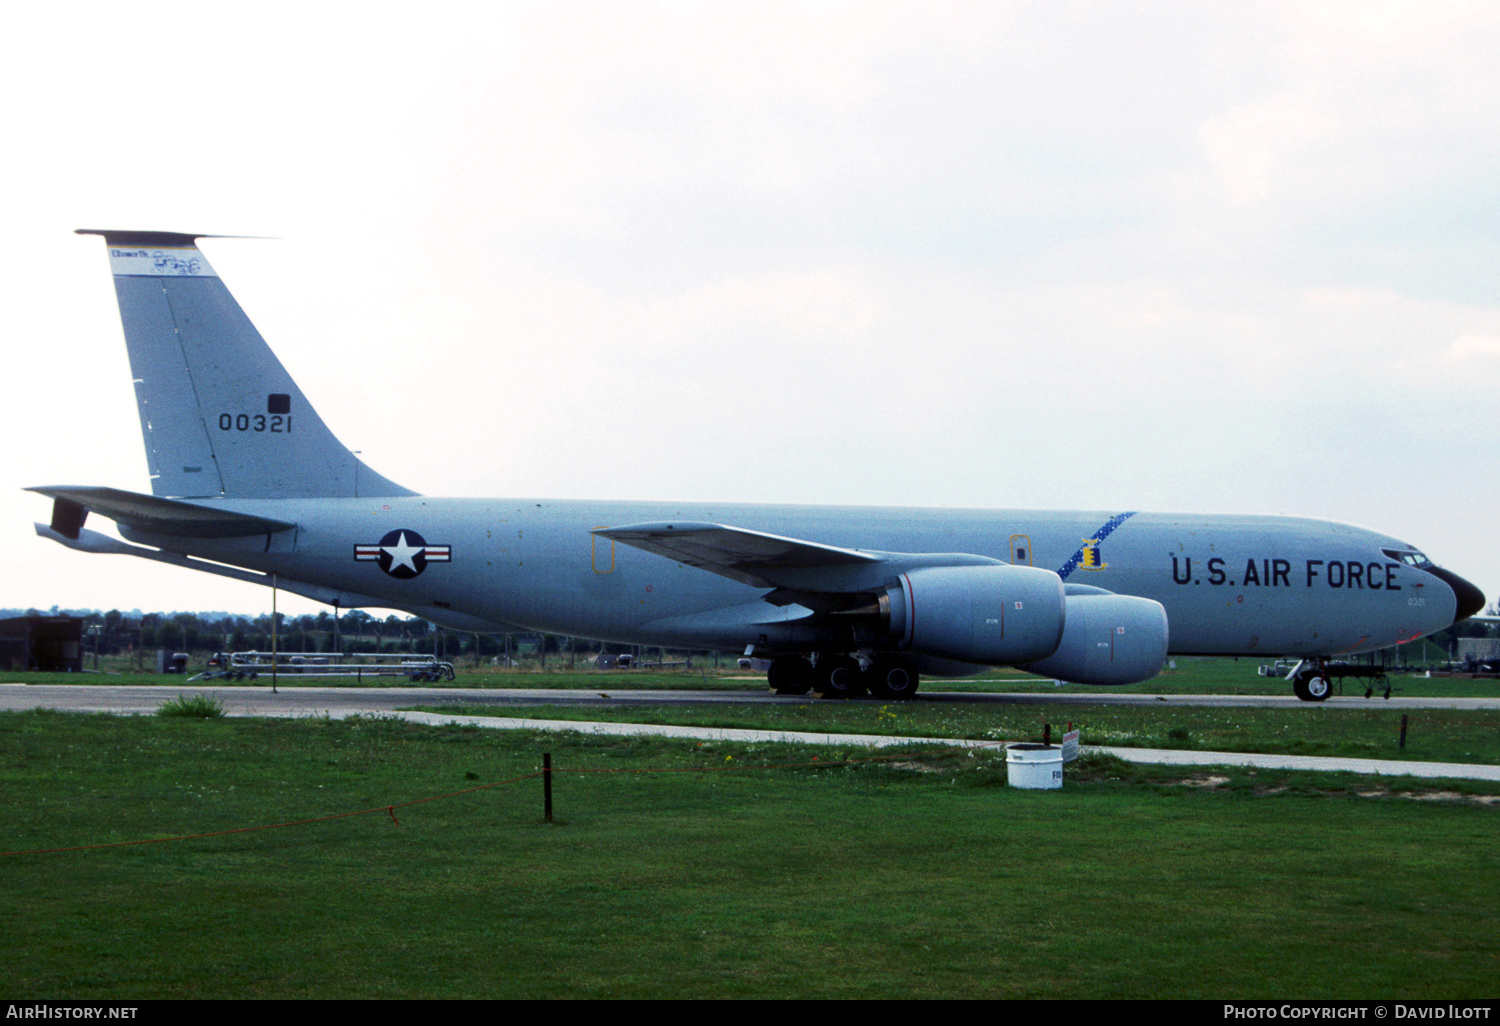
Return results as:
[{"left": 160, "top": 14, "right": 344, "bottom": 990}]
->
[
  {"left": 767, "top": 655, "right": 813, "bottom": 695},
  {"left": 1293, "top": 670, "right": 1333, "bottom": 702},
  {"left": 818, "top": 655, "right": 867, "bottom": 699},
  {"left": 866, "top": 657, "right": 920, "bottom": 700}
]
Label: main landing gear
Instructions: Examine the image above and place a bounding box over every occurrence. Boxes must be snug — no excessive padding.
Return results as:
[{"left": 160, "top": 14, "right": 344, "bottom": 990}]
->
[
  {"left": 766, "top": 653, "right": 922, "bottom": 700},
  {"left": 767, "top": 655, "right": 813, "bottom": 695}
]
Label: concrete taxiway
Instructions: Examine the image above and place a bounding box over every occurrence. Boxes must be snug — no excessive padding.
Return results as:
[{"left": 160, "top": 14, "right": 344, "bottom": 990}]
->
[
  {"left": 5, "top": 682, "right": 1499, "bottom": 782},
  {"left": 4, "top": 682, "right": 1498, "bottom": 716}
]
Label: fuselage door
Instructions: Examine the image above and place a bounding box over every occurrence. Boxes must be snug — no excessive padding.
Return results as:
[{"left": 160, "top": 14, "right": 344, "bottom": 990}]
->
[
  {"left": 592, "top": 528, "right": 615, "bottom": 573},
  {"left": 1010, "top": 534, "right": 1033, "bottom": 565}
]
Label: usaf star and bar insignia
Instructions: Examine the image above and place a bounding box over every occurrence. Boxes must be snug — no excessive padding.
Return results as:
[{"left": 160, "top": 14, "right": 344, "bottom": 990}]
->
[{"left": 355, "top": 529, "right": 452, "bottom": 579}]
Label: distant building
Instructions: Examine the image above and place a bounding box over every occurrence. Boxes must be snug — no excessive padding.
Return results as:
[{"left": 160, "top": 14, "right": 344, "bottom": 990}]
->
[
  {"left": 1456, "top": 637, "right": 1500, "bottom": 668},
  {"left": 0, "top": 616, "right": 84, "bottom": 672}
]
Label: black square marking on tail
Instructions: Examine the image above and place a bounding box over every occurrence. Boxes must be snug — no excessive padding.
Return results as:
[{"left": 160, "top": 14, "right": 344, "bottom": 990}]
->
[{"left": 267, "top": 393, "right": 291, "bottom": 414}]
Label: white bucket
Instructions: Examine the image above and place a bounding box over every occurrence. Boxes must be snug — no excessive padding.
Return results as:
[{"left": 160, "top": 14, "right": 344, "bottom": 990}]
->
[{"left": 1006, "top": 743, "right": 1063, "bottom": 790}]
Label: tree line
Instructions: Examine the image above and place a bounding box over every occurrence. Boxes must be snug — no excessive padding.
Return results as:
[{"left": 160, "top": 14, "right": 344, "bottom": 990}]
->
[{"left": 16, "top": 607, "right": 603, "bottom": 662}]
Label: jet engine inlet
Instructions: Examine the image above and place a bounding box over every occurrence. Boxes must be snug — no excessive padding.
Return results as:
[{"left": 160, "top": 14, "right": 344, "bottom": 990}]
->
[{"left": 1020, "top": 592, "right": 1169, "bottom": 685}]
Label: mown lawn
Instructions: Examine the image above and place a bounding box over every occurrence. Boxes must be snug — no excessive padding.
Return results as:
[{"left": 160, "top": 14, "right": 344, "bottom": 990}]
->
[{"left": 2, "top": 710, "right": 1496, "bottom": 999}]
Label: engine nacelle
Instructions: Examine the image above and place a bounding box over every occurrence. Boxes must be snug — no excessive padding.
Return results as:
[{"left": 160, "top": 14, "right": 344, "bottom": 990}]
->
[
  {"left": 884, "top": 564, "right": 1066, "bottom": 665},
  {"left": 1019, "top": 592, "right": 1168, "bottom": 685}
]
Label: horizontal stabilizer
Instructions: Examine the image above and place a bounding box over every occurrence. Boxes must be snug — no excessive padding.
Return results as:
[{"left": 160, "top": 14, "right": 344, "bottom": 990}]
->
[
  {"left": 35, "top": 522, "right": 393, "bottom": 610},
  {"left": 596, "top": 521, "right": 882, "bottom": 588},
  {"left": 37, "top": 522, "right": 522, "bottom": 632},
  {"left": 34, "top": 523, "right": 140, "bottom": 555},
  {"left": 28, "top": 486, "right": 294, "bottom": 538}
]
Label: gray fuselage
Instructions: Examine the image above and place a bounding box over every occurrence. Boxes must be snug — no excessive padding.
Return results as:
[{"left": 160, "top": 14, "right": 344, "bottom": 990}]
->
[{"left": 125, "top": 498, "right": 1458, "bottom": 658}]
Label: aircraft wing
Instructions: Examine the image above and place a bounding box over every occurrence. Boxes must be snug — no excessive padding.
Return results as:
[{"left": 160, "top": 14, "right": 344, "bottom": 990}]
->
[
  {"left": 595, "top": 521, "right": 883, "bottom": 589},
  {"left": 595, "top": 520, "right": 1007, "bottom": 594},
  {"left": 28, "top": 485, "right": 295, "bottom": 539}
]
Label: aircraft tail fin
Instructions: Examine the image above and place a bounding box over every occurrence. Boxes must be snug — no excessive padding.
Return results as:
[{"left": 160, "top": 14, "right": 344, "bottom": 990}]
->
[{"left": 76, "top": 230, "right": 414, "bottom": 500}]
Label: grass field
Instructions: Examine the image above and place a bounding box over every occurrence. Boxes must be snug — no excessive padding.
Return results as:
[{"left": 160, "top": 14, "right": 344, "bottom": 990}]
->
[{"left": 2, "top": 710, "right": 1498, "bottom": 999}]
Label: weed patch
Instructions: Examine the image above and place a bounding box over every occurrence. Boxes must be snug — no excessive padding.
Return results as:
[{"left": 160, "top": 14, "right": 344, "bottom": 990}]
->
[{"left": 154, "top": 694, "right": 225, "bottom": 719}]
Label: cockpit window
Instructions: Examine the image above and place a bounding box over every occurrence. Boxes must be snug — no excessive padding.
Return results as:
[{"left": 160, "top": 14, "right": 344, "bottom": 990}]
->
[{"left": 1382, "top": 548, "right": 1433, "bottom": 569}]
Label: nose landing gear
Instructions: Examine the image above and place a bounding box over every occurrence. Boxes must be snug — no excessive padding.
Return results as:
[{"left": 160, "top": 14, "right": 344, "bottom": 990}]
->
[{"left": 1293, "top": 665, "right": 1333, "bottom": 702}]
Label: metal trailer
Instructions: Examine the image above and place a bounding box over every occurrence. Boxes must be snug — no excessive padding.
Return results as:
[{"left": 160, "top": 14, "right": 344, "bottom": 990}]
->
[{"left": 191, "top": 651, "right": 456, "bottom": 683}]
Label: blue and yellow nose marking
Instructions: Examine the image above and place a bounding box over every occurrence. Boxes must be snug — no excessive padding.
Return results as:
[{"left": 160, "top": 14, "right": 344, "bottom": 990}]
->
[
  {"left": 1056, "top": 512, "right": 1136, "bottom": 580},
  {"left": 1080, "top": 540, "right": 1106, "bottom": 570}
]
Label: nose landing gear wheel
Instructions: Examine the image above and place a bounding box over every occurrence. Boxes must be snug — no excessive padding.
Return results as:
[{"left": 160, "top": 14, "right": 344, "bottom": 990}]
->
[{"left": 1293, "top": 670, "right": 1333, "bottom": 702}]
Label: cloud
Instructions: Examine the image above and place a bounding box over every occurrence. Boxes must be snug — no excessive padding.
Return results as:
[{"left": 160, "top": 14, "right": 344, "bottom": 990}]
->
[
  {"left": 1200, "top": 95, "right": 1340, "bottom": 205},
  {"left": 1449, "top": 333, "right": 1500, "bottom": 359}
]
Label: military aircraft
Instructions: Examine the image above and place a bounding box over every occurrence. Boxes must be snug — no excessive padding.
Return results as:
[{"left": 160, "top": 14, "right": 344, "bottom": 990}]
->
[{"left": 31, "top": 230, "right": 1486, "bottom": 702}]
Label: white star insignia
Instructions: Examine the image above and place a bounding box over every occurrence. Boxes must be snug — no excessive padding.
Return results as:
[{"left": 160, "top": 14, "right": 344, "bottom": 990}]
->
[{"left": 382, "top": 532, "right": 423, "bottom": 574}]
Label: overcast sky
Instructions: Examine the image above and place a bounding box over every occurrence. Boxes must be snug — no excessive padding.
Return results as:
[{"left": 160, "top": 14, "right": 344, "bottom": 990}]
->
[{"left": 4, "top": 0, "right": 1499, "bottom": 621}]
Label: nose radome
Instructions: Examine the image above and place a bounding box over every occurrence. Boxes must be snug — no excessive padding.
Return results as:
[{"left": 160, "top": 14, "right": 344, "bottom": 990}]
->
[{"left": 1428, "top": 566, "right": 1485, "bottom": 624}]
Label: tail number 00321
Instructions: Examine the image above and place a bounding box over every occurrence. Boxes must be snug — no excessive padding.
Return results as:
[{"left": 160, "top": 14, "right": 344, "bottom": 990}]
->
[{"left": 218, "top": 414, "right": 292, "bottom": 433}]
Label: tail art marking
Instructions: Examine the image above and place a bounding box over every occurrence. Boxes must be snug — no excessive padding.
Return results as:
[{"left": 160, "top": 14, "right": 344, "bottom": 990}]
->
[{"left": 108, "top": 245, "right": 213, "bottom": 277}]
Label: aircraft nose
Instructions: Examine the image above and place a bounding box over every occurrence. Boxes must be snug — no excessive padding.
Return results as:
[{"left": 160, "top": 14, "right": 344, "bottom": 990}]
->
[{"left": 1428, "top": 566, "right": 1486, "bottom": 624}]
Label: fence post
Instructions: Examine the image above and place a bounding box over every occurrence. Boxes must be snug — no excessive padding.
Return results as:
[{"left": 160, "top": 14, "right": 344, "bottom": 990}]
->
[{"left": 543, "top": 753, "right": 553, "bottom": 824}]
